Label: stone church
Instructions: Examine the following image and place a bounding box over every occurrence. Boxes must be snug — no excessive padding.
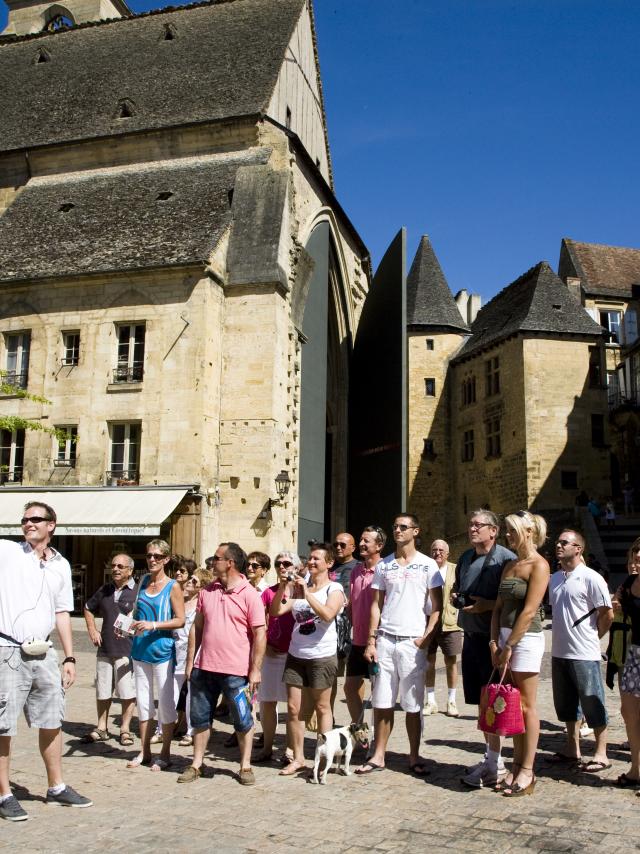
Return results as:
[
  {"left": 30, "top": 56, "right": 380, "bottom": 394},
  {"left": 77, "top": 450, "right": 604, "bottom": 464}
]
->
[{"left": 0, "top": 0, "right": 370, "bottom": 598}]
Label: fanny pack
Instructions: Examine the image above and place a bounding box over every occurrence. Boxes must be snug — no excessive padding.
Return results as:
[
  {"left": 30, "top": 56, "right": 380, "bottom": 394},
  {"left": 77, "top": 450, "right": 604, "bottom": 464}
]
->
[{"left": 0, "top": 631, "right": 52, "bottom": 656}]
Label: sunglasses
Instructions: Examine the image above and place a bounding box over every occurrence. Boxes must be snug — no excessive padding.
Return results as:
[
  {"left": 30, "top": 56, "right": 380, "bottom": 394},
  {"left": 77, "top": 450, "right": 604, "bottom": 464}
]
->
[
  {"left": 111, "top": 562, "right": 129, "bottom": 570},
  {"left": 146, "top": 553, "right": 167, "bottom": 561},
  {"left": 333, "top": 542, "right": 350, "bottom": 548},
  {"left": 21, "top": 516, "right": 51, "bottom": 525},
  {"left": 556, "top": 539, "right": 579, "bottom": 547},
  {"left": 469, "top": 522, "right": 491, "bottom": 530},
  {"left": 247, "top": 562, "right": 263, "bottom": 570},
  {"left": 275, "top": 560, "right": 293, "bottom": 568},
  {"left": 392, "top": 524, "right": 410, "bottom": 531}
]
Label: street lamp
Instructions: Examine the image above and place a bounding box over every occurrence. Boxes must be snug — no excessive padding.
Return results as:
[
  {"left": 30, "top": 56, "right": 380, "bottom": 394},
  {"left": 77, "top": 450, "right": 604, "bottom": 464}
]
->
[{"left": 268, "top": 470, "right": 291, "bottom": 509}]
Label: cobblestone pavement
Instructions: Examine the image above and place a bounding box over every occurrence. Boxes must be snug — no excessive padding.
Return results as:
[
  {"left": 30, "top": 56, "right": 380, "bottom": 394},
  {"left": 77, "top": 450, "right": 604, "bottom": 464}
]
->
[{"left": 2, "top": 621, "right": 638, "bottom": 853}]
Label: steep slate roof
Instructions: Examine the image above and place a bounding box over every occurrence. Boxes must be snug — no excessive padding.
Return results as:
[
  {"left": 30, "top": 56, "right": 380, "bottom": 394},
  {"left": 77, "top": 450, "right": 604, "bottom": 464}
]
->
[
  {"left": 406, "top": 235, "right": 469, "bottom": 332},
  {"left": 0, "top": 0, "right": 305, "bottom": 152},
  {"left": 453, "top": 261, "right": 604, "bottom": 362},
  {"left": 559, "top": 238, "right": 640, "bottom": 299},
  {"left": 0, "top": 148, "right": 270, "bottom": 281}
]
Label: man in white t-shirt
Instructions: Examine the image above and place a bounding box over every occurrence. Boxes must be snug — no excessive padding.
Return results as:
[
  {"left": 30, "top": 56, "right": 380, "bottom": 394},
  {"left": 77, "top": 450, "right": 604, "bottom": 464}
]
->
[
  {"left": 358, "top": 513, "right": 442, "bottom": 776},
  {"left": 550, "top": 529, "right": 613, "bottom": 771},
  {"left": 0, "top": 502, "right": 92, "bottom": 821}
]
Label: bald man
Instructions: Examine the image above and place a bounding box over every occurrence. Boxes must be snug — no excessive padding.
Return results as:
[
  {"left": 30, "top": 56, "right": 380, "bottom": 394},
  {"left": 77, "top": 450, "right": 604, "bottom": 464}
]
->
[
  {"left": 424, "top": 539, "right": 462, "bottom": 717},
  {"left": 332, "top": 533, "right": 358, "bottom": 596}
]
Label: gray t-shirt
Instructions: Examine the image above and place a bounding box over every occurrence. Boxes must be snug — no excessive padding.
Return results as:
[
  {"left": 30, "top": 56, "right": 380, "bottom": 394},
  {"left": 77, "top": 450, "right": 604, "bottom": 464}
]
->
[{"left": 455, "top": 543, "right": 516, "bottom": 634}]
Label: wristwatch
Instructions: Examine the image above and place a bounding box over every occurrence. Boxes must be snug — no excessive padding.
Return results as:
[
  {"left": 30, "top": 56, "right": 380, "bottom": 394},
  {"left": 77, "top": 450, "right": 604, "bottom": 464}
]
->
[{"left": 62, "top": 656, "right": 76, "bottom": 665}]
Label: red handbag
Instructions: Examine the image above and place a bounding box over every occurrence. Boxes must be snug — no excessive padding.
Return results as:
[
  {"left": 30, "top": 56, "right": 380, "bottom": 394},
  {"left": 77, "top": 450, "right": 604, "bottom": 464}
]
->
[{"left": 478, "top": 666, "right": 525, "bottom": 737}]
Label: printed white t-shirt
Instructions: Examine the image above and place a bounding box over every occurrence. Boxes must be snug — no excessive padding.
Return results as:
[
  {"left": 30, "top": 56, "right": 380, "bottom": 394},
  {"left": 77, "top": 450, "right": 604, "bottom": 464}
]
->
[
  {"left": 0, "top": 539, "right": 73, "bottom": 645},
  {"left": 288, "top": 581, "right": 345, "bottom": 660},
  {"left": 550, "top": 564, "right": 612, "bottom": 660},
  {"left": 372, "top": 551, "right": 443, "bottom": 637}
]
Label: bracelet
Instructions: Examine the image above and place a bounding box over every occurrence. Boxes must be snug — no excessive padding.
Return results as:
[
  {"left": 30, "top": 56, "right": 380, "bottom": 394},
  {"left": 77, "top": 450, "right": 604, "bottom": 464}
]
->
[{"left": 62, "top": 656, "right": 76, "bottom": 665}]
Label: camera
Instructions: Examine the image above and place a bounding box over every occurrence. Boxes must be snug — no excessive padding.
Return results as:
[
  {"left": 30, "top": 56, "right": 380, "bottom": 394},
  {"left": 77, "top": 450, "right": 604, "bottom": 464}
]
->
[
  {"left": 286, "top": 572, "right": 295, "bottom": 582},
  {"left": 452, "top": 592, "right": 468, "bottom": 609},
  {"left": 299, "top": 621, "right": 317, "bottom": 636}
]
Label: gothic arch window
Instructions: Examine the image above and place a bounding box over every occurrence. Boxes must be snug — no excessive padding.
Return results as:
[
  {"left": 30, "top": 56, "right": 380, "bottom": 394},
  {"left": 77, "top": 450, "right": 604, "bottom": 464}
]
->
[{"left": 42, "top": 5, "right": 75, "bottom": 31}]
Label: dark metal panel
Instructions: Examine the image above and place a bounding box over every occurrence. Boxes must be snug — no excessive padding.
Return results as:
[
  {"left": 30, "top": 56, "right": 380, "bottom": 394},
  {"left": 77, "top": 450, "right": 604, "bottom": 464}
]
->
[
  {"left": 297, "top": 222, "right": 330, "bottom": 549},
  {"left": 348, "top": 228, "right": 407, "bottom": 537}
]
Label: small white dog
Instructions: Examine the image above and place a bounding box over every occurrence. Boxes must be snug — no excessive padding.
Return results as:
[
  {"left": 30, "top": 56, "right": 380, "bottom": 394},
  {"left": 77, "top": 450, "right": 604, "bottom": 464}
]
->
[{"left": 312, "top": 722, "right": 370, "bottom": 785}]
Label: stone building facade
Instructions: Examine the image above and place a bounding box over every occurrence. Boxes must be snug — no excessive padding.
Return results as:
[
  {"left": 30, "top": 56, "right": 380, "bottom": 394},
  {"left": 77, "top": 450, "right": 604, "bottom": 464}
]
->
[
  {"left": 407, "top": 238, "right": 612, "bottom": 553},
  {"left": 0, "top": 0, "right": 370, "bottom": 597}
]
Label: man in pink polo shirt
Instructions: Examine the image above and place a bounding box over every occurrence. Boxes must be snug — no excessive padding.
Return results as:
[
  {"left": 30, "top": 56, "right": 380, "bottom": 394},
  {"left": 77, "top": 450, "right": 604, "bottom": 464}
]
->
[
  {"left": 179, "top": 542, "right": 266, "bottom": 786},
  {"left": 343, "top": 526, "right": 387, "bottom": 723}
]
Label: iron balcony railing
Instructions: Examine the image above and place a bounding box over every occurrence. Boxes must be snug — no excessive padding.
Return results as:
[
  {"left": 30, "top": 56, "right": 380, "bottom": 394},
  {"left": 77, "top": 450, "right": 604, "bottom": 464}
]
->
[
  {"left": 105, "top": 468, "right": 139, "bottom": 485},
  {"left": 112, "top": 363, "right": 144, "bottom": 383},
  {"left": 0, "top": 468, "right": 23, "bottom": 485}
]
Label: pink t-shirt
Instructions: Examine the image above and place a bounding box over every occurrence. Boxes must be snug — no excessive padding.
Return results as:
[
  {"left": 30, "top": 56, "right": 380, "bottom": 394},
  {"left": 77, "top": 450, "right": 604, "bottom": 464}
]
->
[
  {"left": 195, "top": 578, "right": 265, "bottom": 676},
  {"left": 262, "top": 585, "right": 295, "bottom": 654},
  {"left": 350, "top": 562, "right": 376, "bottom": 645}
]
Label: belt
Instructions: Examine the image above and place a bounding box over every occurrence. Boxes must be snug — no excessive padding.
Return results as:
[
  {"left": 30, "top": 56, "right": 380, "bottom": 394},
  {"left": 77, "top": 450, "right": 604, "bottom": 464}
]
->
[{"left": 378, "top": 629, "right": 414, "bottom": 642}]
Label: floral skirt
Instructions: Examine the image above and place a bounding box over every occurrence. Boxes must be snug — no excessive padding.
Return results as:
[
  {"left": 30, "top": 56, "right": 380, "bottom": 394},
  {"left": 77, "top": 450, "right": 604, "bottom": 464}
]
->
[{"left": 621, "top": 644, "right": 640, "bottom": 697}]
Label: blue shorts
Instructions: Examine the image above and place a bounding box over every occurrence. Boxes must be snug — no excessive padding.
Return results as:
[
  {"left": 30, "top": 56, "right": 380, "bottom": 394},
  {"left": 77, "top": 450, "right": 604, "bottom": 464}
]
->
[
  {"left": 189, "top": 669, "right": 254, "bottom": 734},
  {"left": 551, "top": 657, "right": 608, "bottom": 729}
]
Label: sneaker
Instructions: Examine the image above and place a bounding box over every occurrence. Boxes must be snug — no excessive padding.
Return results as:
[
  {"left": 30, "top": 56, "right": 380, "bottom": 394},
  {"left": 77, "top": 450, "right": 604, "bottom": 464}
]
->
[
  {"left": 423, "top": 700, "right": 438, "bottom": 716},
  {"left": 446, "top": 700, "right": 459, "bottom": 717},
  {"left": 0, "top": 795, "right": 28, "bottom": 822},
  {"left": 46, "top": 786, "right": 93, "bottom": 808},
  {"left": 150, "top": 733, "right": 163, "bottom": 745},
  {"left": 580, "top": 723, "right": 594, "bottom": 738},
  {"left": 461, "top": 760, "right": 507, "bottom": 789}
]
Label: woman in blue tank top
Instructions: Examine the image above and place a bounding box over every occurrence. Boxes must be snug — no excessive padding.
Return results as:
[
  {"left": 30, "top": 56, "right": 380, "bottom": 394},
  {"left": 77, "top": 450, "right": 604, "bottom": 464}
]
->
[{"left": 127, "top": 539, "right": 184, "bottom": 771}]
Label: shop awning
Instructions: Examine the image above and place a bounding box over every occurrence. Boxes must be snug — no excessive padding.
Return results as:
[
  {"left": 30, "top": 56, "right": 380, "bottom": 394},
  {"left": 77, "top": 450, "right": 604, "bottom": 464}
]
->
[{"left": 0, "top": 487, "right": 191, "bottom": 536}]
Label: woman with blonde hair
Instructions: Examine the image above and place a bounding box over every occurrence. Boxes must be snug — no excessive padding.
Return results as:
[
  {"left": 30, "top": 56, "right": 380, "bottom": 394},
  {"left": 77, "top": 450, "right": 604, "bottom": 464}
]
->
[{"left": 490, "top": 511, "right": 550, "bottom": 796}]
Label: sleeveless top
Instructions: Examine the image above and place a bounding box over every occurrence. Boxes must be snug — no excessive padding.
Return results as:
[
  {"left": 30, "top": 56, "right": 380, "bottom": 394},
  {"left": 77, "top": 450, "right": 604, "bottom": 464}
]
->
[
  {"left": 498, "top": 576, "right": 542, "bottom": 633},
  {"left": 131, "top": 575, "right": 176, "bottom": 664}
]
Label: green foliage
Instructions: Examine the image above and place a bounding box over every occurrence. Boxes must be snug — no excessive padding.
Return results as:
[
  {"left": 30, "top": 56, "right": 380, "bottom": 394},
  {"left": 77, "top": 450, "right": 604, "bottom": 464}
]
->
[{"left": 0, "top": 371, "right": 62, "bottom": 438}]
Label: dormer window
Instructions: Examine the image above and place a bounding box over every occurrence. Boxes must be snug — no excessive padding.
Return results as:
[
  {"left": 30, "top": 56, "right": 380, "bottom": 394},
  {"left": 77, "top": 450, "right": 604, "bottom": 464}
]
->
[
  {"left": 43, "top": 5, "right": 75, "bottom": 32},
  {"left": 161, "top": 23, "right": 177, "bottom": 40},
  {"left": 33, "top": 48, "right": 51, "bottom": 65},
  {"left": 59, "top": 202, "right": 74, "bottom": 213},
  {"left": 156, "top": 191, "right": 173, "bottom": 202},
  {"left": 116, "top": 99, "right": 136, "bottom": 119}
]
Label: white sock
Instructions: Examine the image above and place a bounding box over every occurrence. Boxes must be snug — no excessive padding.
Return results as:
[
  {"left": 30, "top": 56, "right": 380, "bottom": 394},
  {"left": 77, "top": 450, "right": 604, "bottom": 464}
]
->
[
  {"left": 48, "top": 783, "right": 65, "bottom": 795},
  {"left": 427, "top": 690, "right": 435, "bottom": 703},
  {"left": 486, "top": 748, "right": 501, "bottom": 769},
  {"left": 0, "top": 793, "right": 13, "bottom": 803},
  {"left": 448, "top": 689, "right": 456, "bottom": 701}
]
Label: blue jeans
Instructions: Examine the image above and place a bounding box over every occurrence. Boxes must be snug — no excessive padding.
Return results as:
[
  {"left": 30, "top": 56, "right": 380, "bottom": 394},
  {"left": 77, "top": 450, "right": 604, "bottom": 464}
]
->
[
  {"left": 189, "top": 668, "right": 254, "bottom": 733},
  {"left": 551, "top": 657, "right": 608, "bottom": 729}
]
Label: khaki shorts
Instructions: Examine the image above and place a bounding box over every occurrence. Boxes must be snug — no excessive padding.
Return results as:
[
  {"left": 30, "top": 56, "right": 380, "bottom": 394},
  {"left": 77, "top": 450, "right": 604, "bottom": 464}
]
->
[
  {"left": 427, "top": 629, "right": 463, "bottom": 658},
  {"left": 283, "top": 653, "right": 338, "bottom": 690},
  {"left": 0, "top": 646, "right": 65, "bottom": 736},
  {"left": 96, "top": 654, "right": 136, "bottom": 701}
]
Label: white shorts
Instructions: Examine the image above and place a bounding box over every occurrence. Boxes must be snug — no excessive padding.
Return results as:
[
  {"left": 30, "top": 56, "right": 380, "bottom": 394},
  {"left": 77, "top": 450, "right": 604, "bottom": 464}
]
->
[
  {"left": 371, "top": 634, "right": 427, "bottom": 713},
  {"left": 258, "top": 651, "right": 288, "bottom": 703},
  {"left": 133, "top": 659, "right": 176, "bottom": 724},
  {"left": 500, "top": 628, "right": 545, "bottom": 673},
  {"left": 95, "top": 654, "right": 135, "bottom": 701}
]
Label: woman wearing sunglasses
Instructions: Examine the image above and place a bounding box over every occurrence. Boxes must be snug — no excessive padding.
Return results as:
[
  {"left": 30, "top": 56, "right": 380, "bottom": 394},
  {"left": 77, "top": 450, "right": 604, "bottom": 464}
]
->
[
  {"left": 127, "top": 539, "right": 185, "bottom": 771},
  {"left": 254, "top": 551, "right": 302, "bottom": 764},
  {"left": 270, "top": 543, "right": 346, "bottom": 776}
]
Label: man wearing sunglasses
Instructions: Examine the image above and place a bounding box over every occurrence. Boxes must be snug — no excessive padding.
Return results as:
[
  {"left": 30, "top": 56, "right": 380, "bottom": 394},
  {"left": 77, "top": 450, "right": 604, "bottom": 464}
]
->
[
  {"left": 358, "top": 513, "right": 443, "bottom": 776},
  {"left": 456, "top": 508, "right": 516, "bottom": 789},
  {"left": 0, "top": 501, "right": 92, "bottom": 821},
  {"left": 83, "top": 554, "right": 138, "bottom": 747},
  {"left": 550, "top": 530, "right": 613, "bottom": 771}
]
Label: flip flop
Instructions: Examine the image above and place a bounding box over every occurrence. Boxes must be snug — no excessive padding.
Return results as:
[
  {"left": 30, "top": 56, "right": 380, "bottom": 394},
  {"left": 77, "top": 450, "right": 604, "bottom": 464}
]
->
[
  {"left": 616, "top": 773, "right": 640, "bottom": 788},
  {"left": 355, "top": 761, "right": 385, "bottom": 775},
  {"left": 126, "top": 753, "right": 152, "bottom": 768},
  {"left": 408, "top": 762, "right": 430, "bottom": 777},
  {"left": 278, "top": 762, "right": 306, "bottom": 776},
  {"left": 548, "top": 752, "right": 581, "bottom": 764},
  {"left": 578, "top": 760, "right": 612, "bottom": 773}
]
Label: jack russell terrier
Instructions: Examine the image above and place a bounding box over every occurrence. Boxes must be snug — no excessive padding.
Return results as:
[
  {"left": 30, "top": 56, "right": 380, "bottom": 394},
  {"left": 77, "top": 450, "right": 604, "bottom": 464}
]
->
[{"left": 312, "top": 722, "right": 370, "bottom": 785}]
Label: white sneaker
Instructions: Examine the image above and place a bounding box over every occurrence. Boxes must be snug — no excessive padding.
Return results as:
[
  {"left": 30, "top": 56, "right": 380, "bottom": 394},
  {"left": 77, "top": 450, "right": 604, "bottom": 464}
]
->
[
  {"left": 423, "top": 700, "right": 438, "bottom": 716},
  {"left": 446, "top": 700, "right": 459, "bottom": 717},
  {"left": 461, "top": 760, "right": 507, "bottom": 788},
  {"left": 150, "top": 733, "right": 163, "bottom": 745},
  {"left": 580, "top": 723, "right": 594, "bottom": 738}
]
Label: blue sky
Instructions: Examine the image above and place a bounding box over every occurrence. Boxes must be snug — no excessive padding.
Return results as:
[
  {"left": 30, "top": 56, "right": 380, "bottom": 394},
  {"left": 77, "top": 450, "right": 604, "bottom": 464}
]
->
[{"left": 2, "top": 0, "right": 638, "bottom": 301}]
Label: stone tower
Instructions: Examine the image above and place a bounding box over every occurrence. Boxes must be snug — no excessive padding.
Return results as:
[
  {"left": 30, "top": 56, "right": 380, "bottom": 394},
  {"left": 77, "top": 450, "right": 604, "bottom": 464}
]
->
[{"left": 406, "top": 235, "right": 471, "bottom": 547}]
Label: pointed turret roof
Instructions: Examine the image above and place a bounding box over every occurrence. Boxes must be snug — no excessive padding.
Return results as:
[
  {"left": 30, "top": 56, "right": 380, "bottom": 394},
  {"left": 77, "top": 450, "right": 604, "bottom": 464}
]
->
[
  {"left": 453, "top": 261, "right": 604, "bottom": 362},
  {"left": 406, "top": 235, "right": 469, "bottom": 333}
]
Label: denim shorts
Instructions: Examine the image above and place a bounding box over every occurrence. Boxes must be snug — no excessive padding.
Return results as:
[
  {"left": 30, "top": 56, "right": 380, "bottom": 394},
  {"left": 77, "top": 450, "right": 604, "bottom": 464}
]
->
[
  {"left": 551, "top": 657, "right": 608, "bottom": 728},
  {"left": 189, "top": 668, "right": 254, "bottom": 734}
]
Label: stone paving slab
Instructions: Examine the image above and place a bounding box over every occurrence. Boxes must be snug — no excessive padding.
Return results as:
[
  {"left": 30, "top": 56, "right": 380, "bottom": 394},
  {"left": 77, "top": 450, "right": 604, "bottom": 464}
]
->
[{"left": 1, "top": 621, "right": 637, "bottom": 853}]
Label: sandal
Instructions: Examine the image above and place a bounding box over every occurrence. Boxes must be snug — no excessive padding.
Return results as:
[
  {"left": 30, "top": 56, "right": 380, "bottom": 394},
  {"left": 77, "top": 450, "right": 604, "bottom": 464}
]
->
[
  {"left": 119, "top": 732, "right": 134, "bottom": 746},
  {"left": 150, "top": 758, "right": 171, "bottom": 772},
  {"left": 82, "top": 729, "right": 110, "bottom": 743},
  {"left": 495, "top": 764, "right": 519, "bottom": 792},
  {"left": 252, "top": 749, "right": 274, "bottom": 763},
  {"left": 126, "top": 753, "right": 152, "bottom": 768},
  {"left": 616, "top": 772, "right": 640, "bottom": 788}
]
